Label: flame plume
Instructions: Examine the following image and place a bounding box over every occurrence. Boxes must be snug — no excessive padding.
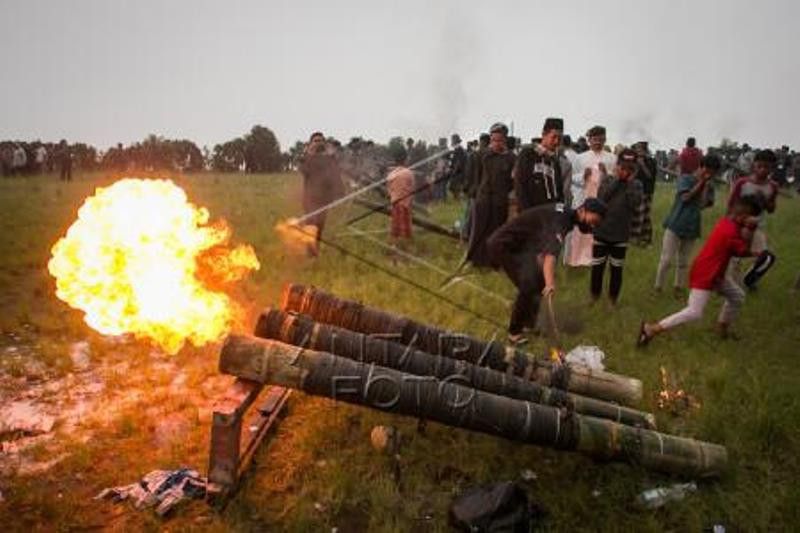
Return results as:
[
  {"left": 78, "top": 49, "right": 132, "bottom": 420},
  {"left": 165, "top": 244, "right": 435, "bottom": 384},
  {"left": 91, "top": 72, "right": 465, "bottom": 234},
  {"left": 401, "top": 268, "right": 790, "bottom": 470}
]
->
[{"left": 48, "top": 178, "right": 260, "bottom": 354}]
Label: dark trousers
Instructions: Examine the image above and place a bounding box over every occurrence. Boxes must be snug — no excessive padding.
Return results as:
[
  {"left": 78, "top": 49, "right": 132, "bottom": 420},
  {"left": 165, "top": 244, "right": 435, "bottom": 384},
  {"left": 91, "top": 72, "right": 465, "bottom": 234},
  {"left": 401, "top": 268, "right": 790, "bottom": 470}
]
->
[
  {"left": 60, "top": 164, "right": 72, "bottom": 181},
  {"left": 591, "top": 240, "right": 627, "bottom": 302},
  {"left": 496, "top": 247, "right": 544, "bottom": 335}
]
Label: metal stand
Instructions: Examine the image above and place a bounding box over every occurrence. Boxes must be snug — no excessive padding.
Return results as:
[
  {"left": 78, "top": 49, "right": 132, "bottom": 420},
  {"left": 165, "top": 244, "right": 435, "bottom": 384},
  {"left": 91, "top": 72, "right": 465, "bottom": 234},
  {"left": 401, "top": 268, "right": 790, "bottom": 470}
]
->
[{"left": 206, "top": 379, "right": 291, "bottom": 500}]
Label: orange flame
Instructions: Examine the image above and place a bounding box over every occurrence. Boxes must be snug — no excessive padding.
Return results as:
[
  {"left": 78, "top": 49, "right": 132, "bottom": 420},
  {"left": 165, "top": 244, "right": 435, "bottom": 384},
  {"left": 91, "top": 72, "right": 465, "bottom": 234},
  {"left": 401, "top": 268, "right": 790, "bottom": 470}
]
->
[
  {"left": 275, "top": 217, "right": 319, "bottom": 255},
  {"left": 656, "top": 366, "right": 700, "bottom": 414},
  {"left": 47, "top": 178, "right": 260, "bottom": 354}
]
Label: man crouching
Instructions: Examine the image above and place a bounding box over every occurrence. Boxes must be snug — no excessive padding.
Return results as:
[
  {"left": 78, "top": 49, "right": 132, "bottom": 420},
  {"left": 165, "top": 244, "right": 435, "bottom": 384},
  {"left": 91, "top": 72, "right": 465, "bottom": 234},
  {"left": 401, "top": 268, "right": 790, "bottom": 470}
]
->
[{"left": 487, "top": 199, "right": 607, "bottom": 345}]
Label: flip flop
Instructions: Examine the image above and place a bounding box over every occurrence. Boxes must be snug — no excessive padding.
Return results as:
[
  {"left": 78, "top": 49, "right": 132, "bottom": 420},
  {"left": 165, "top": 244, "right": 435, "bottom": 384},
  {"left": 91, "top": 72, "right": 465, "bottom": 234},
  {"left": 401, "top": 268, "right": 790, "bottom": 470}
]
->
[
  {"left": 636, "top": 321, "right": 652, "bottom": 347},
  {"left": 507, "top": 334, "right": 529, "bottom": 346}
]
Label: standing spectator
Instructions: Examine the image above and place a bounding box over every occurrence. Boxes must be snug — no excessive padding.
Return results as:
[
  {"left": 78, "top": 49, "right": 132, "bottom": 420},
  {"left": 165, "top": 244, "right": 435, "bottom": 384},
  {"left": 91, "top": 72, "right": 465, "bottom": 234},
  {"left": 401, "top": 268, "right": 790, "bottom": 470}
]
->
[
  {"left": 446, "top": 134, "right": 467, "bottom": 200},
  {"left": 461, "top": 133, "right": 490, "bottom": 241},
  {"left": 386, "top": 148, "right": 415, "bottom": 251},
  {"left": 631, "top": 141, "right": 658, "bottom": 246},
  {"left": 34, "top": 144, "right": 48, "bottom": 174},
  {"left": 565, "top": 125, "right": 616, "bottom": 266},
  {"left": 56, "top": 140, "right": 72, "bottom": 181},
  {"left": 561, "top": 135, "right": 578, "bottom": 207},
  {"left": 590, "top": 149, "right": 643, "bottom": 305},
  {"left": 12, "top": 144, "right": 27, "bottom": 176},
  {"left": 678, "top": 137, "right": 703, "bottom": 175},
  {"left": 299, "top": 132, "right": 344, "bottom": 257},
  {"left": 655, "top": 154, "right": 720, "bottom": 295},
  {"left": 727, "top": 149, "right": 779, "bottom": 288},
  {"left": 513, "top": 117, "right": 564, "bottom": 211},
  {"left": 464, "top": 123, "right": 516, "bottom": 267},
  {"left": 638, "top": 195, "right": 764, "bottom": 345}
]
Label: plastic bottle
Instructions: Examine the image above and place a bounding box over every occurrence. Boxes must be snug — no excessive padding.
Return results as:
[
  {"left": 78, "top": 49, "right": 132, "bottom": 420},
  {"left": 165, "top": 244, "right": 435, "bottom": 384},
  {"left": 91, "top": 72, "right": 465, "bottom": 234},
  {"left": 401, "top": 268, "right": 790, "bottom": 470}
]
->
[{"left": 636, "top": 482, "right": 698, "bottom": 509}]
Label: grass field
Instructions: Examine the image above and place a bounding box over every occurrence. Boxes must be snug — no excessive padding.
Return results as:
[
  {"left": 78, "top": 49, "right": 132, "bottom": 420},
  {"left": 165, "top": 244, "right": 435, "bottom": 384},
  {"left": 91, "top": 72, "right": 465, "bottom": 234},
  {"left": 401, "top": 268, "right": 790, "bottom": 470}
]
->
[{"left": 0, "top": 171, "right": 798, "bottom": 532}]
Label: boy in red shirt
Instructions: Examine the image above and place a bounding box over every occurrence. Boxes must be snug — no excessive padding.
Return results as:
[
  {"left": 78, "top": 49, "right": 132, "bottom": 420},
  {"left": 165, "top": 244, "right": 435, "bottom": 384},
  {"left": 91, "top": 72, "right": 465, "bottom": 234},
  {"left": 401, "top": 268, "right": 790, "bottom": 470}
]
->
[{"left": 637, "top": 195, "right": 763, "bottom": 345}]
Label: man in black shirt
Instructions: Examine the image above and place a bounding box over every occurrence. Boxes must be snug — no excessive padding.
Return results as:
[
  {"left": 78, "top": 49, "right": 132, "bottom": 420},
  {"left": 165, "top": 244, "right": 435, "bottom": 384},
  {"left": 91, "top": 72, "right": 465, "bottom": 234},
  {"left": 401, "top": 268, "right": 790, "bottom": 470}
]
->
[
  {"left": 513, "top": 117, "right": 565, "bottom": 210},
  {"left": 487, "top": 199, "right": 607, "bottom": 344}
]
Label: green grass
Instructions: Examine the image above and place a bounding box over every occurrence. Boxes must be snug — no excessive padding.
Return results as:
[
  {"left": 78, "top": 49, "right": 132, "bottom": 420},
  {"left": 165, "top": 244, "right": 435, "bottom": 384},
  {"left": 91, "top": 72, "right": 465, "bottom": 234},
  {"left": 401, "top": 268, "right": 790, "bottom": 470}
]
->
[{"left": 0, "top": 171, "right": 798, "bottom": 532}]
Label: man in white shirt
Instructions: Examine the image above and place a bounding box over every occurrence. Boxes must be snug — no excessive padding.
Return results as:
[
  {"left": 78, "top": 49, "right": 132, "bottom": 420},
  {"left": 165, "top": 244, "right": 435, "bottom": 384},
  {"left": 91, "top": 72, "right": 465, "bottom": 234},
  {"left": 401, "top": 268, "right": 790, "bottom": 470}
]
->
[{"left": 564, "top": 126, "right": 616, "bottom": 267}]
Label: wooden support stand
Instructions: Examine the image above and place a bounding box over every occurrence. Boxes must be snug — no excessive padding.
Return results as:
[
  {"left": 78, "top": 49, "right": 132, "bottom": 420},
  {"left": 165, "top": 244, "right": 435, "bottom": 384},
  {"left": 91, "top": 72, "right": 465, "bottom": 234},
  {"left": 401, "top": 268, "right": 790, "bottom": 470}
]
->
[{"left": 206, "top": 378, "right": 291, "bottom": 500}]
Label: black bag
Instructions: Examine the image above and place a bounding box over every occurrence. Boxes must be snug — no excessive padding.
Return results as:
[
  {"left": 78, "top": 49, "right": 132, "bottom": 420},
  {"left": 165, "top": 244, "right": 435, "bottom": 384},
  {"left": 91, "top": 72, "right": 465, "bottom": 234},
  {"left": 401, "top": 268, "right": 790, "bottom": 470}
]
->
[{"left": 449, "top": 481, "right": 537, "bottom": 532}]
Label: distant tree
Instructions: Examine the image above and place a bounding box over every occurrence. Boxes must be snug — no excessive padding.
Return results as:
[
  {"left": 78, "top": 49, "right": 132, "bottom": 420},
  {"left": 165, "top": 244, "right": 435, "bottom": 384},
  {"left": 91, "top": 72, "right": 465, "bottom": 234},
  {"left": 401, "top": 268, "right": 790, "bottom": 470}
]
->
[
  {"left": 287, "top": 140, "right": 305, "bottom": 170},
  {"left": 211, "top": 138, "right": 246, "bottom": 172},
  {"left": 243, "top": 125, "right": 282, "bottom": 173}
]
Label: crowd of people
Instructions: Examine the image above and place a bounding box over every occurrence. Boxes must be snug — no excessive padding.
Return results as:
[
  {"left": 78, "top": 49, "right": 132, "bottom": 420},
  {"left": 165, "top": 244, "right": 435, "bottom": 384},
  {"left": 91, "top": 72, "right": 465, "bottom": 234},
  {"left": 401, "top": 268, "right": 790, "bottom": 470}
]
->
[{"left": 298, "top": 122, "right": 789, "bottom": 346}]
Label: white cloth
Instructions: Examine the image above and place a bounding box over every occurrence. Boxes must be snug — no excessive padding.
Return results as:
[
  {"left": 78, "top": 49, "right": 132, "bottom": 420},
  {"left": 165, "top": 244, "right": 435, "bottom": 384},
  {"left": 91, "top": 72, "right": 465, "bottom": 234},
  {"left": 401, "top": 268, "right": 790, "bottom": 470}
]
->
[{"left": 565, "top": 149, "right": 617, "bottom": 266}]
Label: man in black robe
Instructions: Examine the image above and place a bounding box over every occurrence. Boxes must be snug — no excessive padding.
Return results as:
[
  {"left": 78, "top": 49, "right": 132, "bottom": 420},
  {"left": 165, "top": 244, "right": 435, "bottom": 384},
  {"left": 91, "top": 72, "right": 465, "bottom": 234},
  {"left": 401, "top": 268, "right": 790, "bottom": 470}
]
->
[
  {"left": 299, "top": 131, "right": 344, "bottom": 256},
  {"left": 465, "top": 123, "right": 516, "bottom": 267}
]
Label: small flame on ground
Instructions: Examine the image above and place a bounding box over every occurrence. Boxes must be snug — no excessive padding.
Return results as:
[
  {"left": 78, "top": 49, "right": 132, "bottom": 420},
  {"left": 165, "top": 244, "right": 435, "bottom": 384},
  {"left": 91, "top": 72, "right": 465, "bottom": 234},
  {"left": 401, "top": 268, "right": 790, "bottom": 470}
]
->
[
  {"left": 48, "top": 178, "right": 260, "bottom": 354},
  {"left": 549, "top": 347, "right": 564, "bottom": 363},
  {"left": 656, "top": 366, "right": 700, "bottom": 415}
]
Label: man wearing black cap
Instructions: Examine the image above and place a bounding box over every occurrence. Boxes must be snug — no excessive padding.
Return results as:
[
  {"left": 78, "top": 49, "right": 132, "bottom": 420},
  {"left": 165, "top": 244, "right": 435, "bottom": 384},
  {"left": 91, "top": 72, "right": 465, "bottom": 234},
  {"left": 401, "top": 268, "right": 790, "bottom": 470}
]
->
[
  {"left": 513, "top": 118, "right": 565, "bottom": 211},
  {"left": 487, "top": 199, "right": 607, "bottom": 344},
  {"left": 590, "top": 148, "right": 643, "bottom": 304},
  {"left": 465, "top": 123, "right": 516, "bottom": 267}
]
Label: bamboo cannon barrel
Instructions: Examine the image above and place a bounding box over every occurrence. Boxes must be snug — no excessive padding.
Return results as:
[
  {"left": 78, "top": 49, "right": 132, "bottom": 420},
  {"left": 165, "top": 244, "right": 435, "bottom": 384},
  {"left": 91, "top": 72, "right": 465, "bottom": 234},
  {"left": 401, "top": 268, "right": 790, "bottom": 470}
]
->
[
  {"left": 281, "top": 284, "right": 642, "bottom": 406},
  {"left": 255, "top": 308, "right": 656, "bottom": 429},
  {"left": 219, "top": 335, "right": 727, "bottom": 478}
]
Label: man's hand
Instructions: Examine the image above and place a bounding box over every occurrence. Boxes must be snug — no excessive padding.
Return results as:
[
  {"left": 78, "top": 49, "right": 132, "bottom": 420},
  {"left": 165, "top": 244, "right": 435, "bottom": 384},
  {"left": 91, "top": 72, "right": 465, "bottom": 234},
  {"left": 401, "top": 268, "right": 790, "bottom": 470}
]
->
[
  {"left": 583, "top": 167, "right": 592, "bottom": 181},
  {"left": 598, "top": 162, "right": 607, "bottom": 175},
  {"left": 542, "top": 284, "right": 556, "bottom": 297}
]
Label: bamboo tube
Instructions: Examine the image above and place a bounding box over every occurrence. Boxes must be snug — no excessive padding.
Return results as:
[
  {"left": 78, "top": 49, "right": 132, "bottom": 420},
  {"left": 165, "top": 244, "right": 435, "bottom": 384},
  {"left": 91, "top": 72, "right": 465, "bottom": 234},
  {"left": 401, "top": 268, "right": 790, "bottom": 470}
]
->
[
  {"left": 255, "top": 308, "right": 656, "bottom": 429},
  {"left": 281, "top": 284, "right": 642, "bottom": 406},
  {"left": 219, "top": 335, "right": 726, "bottom": 478}
]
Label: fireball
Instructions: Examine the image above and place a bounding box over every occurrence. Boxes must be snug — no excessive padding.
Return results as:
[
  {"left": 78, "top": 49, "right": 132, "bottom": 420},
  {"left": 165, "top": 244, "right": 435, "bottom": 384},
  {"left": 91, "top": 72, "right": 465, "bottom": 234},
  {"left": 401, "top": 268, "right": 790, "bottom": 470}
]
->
[{"left": 48, "top": 178, "right": 260, "bottom": 354}]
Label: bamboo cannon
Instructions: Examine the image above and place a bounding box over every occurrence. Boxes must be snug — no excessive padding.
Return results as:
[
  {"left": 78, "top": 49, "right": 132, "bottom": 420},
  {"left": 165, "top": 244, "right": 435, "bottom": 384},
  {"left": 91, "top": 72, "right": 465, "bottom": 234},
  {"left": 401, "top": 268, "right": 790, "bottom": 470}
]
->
[
  {"left": 219, "top": 335, "right": 727, "bottom": 478},
  {"left": 255, "top": 308, "right": 656, "bottom": 429},
  {"left": 281, "top": 284, "right": 642, "bottom": 406}
]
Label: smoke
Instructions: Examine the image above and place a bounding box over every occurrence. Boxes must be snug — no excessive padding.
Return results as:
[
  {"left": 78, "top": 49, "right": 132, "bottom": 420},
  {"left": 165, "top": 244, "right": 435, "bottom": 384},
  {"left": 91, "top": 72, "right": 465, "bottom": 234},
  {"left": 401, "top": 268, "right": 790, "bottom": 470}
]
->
[
  {"left": 392, "top": 9, "right": 481, "bottom": 141},
  {"left": 618, "top": 113, "right": 657, "bottom": 146},
  {"left": 431, "top": 12, "right": 476, "bottom": 137}
]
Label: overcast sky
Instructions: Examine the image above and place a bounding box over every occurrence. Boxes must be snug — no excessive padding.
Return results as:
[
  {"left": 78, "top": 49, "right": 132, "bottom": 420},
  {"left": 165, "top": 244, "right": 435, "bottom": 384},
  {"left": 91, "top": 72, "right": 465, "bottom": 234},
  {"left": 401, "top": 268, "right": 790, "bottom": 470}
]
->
[{"left": 1, "top": 0, "right": 797, "bottom": 152}]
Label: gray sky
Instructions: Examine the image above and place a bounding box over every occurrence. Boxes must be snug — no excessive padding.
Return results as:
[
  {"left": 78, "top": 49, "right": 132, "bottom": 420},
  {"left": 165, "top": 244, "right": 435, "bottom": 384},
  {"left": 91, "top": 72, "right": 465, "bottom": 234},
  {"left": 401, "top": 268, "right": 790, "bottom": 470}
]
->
[{"left": 1, "top": 0, "right": 798, "bottom": 151}]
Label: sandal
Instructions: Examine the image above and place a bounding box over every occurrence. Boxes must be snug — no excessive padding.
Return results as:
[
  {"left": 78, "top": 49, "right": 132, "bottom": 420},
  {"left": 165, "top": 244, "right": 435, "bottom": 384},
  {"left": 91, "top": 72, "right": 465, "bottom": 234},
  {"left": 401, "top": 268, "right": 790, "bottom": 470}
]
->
[
  {"left": 636, "top": 321, "right": 653, "bottom": 347},
  {"left": 507, "top": 333, "right": 529, "bottom": 346}
]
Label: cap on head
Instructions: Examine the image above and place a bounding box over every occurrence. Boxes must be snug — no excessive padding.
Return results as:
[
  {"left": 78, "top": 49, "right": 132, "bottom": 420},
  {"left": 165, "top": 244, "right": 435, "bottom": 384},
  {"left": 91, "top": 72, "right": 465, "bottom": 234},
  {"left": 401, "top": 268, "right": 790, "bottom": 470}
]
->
[
  {"left": 542, "top": 117, "right": 564, "bottom": 133},
  {"left": 490, "top": 122, "right": 509, "bottom": 136},
  {"left": 581, "top": 197, "right": 608, "bottom": 216}
]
